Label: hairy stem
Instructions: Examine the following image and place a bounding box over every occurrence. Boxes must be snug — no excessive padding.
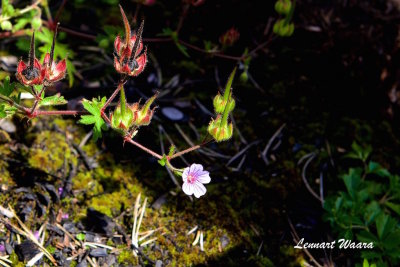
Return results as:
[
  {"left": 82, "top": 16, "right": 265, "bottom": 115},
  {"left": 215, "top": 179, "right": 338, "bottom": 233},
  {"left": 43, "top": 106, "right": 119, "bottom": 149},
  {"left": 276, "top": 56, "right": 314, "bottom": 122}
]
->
[
  {"left": 35, "top": 110, "right": 87, "bottom": 116},
  {"left": 124, "top": 136, "right": 163, "bottom": 159},
  {"left": 30, "top": 86, "right": 47, "bottom": 114},
  {"left": 169, "top": 145, "right": 201, "bottom": 160},
  {"left": 0, "top": 95, "right": 29, "bottom": 113}
]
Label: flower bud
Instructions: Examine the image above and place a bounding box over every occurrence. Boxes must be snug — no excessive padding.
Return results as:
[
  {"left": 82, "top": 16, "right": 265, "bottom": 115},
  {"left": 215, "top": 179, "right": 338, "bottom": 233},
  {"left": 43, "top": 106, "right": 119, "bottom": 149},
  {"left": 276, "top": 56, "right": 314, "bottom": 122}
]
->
[
  {"left": 32, "top": 17, "right": 42, "bottom": 30},
  {"left": 207, "top": 115, "right": 233, "bottom": 142},
  {"left": 275, "top": 0, "right": 292, "bottom": 16},
  {"left": 213, "top": 93, "right": 235, "bottom": 114},
  {"left": 110, "top": 104, "right": 134, "bottom": 131},
  {"left": 273, "top": 20, "right": 294, "bottom": 37},
  {"left": 131, "top": 92, "right": 158, "bottom": 126},
  {"left": 1, "top": 21, "right": 12, "bottom": 31},
  {"left": 219, "top": 27, "right": 240, "bottom": 47}
]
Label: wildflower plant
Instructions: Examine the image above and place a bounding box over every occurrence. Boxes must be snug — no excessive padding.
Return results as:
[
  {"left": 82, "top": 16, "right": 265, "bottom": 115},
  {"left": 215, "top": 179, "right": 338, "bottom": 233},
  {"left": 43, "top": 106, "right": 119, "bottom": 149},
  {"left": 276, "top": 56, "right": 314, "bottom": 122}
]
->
[{"left": 0, "top": 4, "right": 237, "bottom": 199}]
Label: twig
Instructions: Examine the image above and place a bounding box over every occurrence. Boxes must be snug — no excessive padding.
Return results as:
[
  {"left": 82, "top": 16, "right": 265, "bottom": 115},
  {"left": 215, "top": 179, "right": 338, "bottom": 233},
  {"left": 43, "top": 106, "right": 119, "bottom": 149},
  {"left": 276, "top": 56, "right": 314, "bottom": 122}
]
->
[
  {"left": 287, "top": 216, "right": 324, "bottom": 267},
  {"left": 300, "top": 153, "right": 323, "bottom": 203},
  {"left": 226, "top": 140, "right": 260, "bottom": 167},
  {"left": 261, "top": 123, "right": 286, "bottom": 165}
]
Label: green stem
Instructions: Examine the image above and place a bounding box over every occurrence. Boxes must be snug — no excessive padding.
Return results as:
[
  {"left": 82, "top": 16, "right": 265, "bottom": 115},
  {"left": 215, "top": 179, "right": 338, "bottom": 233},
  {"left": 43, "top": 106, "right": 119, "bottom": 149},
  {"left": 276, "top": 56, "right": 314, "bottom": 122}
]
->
[
  {"left": 0, "top": 0, "right": 43, "bottom": 22},
  {"left": 120, "top": 84, "right": 126, "bottom": 117}
]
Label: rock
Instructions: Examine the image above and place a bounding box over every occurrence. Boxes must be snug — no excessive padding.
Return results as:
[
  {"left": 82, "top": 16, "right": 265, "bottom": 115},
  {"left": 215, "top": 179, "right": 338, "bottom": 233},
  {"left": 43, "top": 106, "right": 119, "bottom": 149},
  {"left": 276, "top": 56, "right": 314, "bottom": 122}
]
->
[
  {"left": 106, "top": 254, "right": 117, "bottom": 266},
  {"left": 63, "top": 222, "right": 78, "bottom": 234},
  {"left": 15, "top": 240, "right": 40, "bottom": 262},
  {"left": 89, "top": 248, "right": 108, "bottom": 257},
  {"left": 86, "top": 208, "right": 115, "bottom": 236},
  {"left": 152, "top": 194, "right": 167, "bottom": 210},
  {"left": 161, "top": 107, "right": 184, "bottom": 121},
  {"left": 5, "top": 242, "right": 13, "bottom": 254},
  {"left": 76, "top": 259, "right": 88, "bottom": 267},
  {"left": 220, "top": 235, "right": 230, "bottom": 249},
  {"left": 0, "top": 120, "right": 16, "bottom": 133}
]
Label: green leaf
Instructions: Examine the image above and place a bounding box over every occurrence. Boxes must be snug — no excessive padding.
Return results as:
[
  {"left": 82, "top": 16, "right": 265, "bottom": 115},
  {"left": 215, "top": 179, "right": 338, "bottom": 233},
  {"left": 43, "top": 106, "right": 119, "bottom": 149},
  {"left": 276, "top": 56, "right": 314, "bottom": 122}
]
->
[
  {"left": 363, "top": 258, "right": 369, "bottom": 267},
  {"left": 364, "top": 201, "right": 381, "bottom": 226},
  {"left": 168, "top": 145, "right": 176, "bottom": 157},
  {"left": 342, "top": 168, "right": 362, "bottom": 199},
  {"left": 158, "top": 155, "right": 167, "bottom": 167},
  {"left": 79, "top": 97, "right": 107, "bottom": 141},
  {"left": 0, "top": 76, "right": 14, "bottom": 97},
  {"left": 1, "top": 0, "right": 15, "bottom": 17},
  {"left": 39, "top": 93, "right": 67, "bottom": 106},
  {"left": 376, "top": 213, "right": 397, "bottom": 240},
  {"left": 76, "top": 233, "right": 85, "bottom": 241},
  {"left": 385, "top": 202, "right": 400, "bottom": 217},
  {"left": 174, "top": 41, "right": 190, "bottom": 58},
  {"left": 0, "top": 104, "right": 7, "bottom": 118},
  {"left": 367, "top": 161, "right": 390, "bottom": 177},
  {"left": 349, "top": 142, "right": 372, "bottom": 162}
]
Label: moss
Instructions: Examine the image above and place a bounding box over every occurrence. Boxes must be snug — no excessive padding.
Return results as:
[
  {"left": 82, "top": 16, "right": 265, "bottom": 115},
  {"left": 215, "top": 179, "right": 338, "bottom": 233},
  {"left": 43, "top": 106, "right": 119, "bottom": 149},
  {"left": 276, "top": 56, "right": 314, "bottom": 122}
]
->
[
  {"left": 0, "top": 144, "right": 14, "bottom": 191},
  {"left": 28, "top": 130, "right": 76, "bottom": 174},
  {"left": 117, "top": 249, "right": 138, "bottom": 265}
]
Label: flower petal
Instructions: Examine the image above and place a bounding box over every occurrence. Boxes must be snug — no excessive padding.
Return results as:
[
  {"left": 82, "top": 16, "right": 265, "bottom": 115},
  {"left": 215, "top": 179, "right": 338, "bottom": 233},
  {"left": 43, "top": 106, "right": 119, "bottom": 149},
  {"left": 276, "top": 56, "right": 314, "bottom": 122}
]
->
[
  {"left": 17, "top": 60, "right": 27, "bottom": 73},
  {"left": 190, "top": 163, "right": 203, "bottom": 174},
  {"left": 131, "top": 53, "right": 147, "bottom": 76},
  {"left": 43, "top": 53, "right": 50, "bottom": 65},
  {"left": 182, "top": 182, "right": 194, "bottom": 196},
  {"left": 55, "top": 59, "right": 67, "bottom": 73},
  {"left": 182, "top": 167, "right": 190, "bottom": 182},
  {"left": 34, "top": 58, "right": 42, "bottom": 70},
  {"left": 193, "top": 182, "right": 207, "bottom": 198},
  {"left": 197, "top": 171, "right": 211, "bottom": 184},
  {"left": 114, "top": 35, "right": 121, "bottom": 53}
]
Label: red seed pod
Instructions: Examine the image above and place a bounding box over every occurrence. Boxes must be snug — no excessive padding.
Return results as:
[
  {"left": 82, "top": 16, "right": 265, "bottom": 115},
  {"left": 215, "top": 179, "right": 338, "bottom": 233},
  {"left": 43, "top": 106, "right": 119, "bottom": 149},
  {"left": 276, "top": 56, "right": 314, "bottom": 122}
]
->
[
  {"left": 16, "top": 32, "right": 46, "bottom": 86},
  {"left": 114, "top": 5, "right": 147, "bottom": 77},
  {"left": 42, "top": 23, "right": 67, "bottom": 85},
  {"left": 219, "top": 27, "right": 240, "bottom": 47}
]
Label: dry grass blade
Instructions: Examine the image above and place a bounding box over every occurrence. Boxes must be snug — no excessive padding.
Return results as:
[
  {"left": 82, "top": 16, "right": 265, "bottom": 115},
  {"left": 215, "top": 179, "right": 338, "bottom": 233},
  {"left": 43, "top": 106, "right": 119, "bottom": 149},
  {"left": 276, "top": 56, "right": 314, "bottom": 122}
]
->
[
  {"left": 261, "top": 123, "right": 286, "bottom": 165},
  {"left": 0, "top": 256, "right": 12, "bottom": 267},
  {"left": 6, "top": 205, "right": 57, "bottom": 265}
]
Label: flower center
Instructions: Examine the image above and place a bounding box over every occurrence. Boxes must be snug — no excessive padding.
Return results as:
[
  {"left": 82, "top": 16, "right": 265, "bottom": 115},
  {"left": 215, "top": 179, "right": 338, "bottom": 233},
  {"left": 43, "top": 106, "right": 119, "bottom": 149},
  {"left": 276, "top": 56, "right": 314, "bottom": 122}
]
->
[{"left": 187, "top": 174, "right": 196, "bottom": 184}]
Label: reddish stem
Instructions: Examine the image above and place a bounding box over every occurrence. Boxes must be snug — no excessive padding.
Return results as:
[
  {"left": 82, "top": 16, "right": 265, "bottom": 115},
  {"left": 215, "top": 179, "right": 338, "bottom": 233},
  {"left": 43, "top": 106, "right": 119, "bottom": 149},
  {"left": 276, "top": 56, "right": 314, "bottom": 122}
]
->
[
  {"left": 101, "top": 78, "right": 126, "bottom": 112},
  {"left": 124, "top": 136, "right": 163, "bottom": 159},
  {"left": 34, "top": 110, "right": 87, "bottom": 116},
  {"left": 169, "top": 145, "right": 201, "bottom": 160}
]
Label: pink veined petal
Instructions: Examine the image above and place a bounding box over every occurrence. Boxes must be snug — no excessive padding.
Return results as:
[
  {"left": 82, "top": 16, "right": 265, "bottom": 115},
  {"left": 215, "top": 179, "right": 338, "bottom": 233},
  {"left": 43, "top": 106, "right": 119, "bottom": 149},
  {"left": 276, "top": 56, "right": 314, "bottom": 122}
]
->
[
  {"left": 43, "top": 53, "right": 50, "bottom": 65},
  {"left": 190, "top": 163, "right": 203, "bottom": 174},
  {"left": 34, "top": 58, "right": 42, "bottom": 70},
  {"left": 114, "top": 36, "right": 121, "bottom": 53},
  {"left": 17, "top": 61, "right": 27, "bottom": 73},
  {"left": 182, "top": 167, "right": 190, "bottom": 182},
  {"left": 55, "top": 59, "right": 67, "bottom": 73},
  {"left": 130, "top": 56, "right": 146, "bottom": 76},
  {"left": 197, "top": 172, "right": 211, "bottom": 184},
  {"left": 182, "top": 182, "right": 194, "bottom": 196},
  {"left": 193, "top": 182, "right": 207, "bottom": 198}
]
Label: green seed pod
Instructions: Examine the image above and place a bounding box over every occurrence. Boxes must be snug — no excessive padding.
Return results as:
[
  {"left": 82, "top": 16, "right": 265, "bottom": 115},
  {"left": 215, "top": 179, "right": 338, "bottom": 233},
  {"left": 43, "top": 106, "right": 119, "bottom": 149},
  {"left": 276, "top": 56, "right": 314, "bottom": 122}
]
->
[
  {"left": 275, "top": 0, "right": 292, "bottom": 16},
  {"left": 273, "top": 20, "right": 283, "bottom": 35},
  {"left": 1, "top": 21, "right": 12, "bottom": 31},
  {"left": 279, "top": 22, "right": 294, "bottom": 37},
  {"left": 213, "top": 93, "right": 235, "bottom": 114},
  {"left": 111, "top": 104, "right": 134, "bottom": 131},
  {"left": 239, "top": 71, "right": 248, "bottom": 83},
  {"left": 32, "top": 17, "right": 42, "bottom": 30},
  {"left": 208, "top": 116, "right": 233, "bottom": 142}
]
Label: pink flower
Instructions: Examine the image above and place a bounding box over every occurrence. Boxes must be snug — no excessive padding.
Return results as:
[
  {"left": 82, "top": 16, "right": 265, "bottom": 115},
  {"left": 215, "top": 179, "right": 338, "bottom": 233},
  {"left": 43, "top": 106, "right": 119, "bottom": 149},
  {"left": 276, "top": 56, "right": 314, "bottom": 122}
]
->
[{"left": 182, "top": 164, "right": 211, "bottom": 198}]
